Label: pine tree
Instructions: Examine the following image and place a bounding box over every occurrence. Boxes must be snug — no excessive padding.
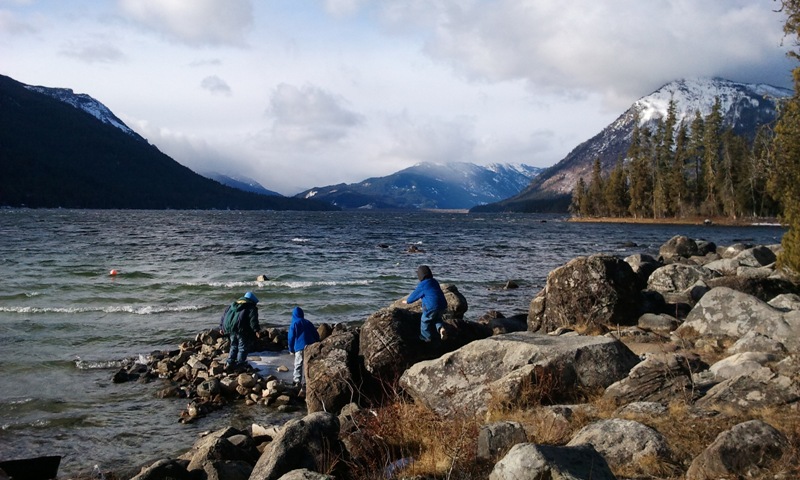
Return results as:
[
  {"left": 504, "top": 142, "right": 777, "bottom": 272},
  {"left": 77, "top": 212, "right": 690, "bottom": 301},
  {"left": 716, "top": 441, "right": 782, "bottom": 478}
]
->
[
  {"left": 627, "top": 114, "right": 653, "bottom": 218},
  {"left": 702, "top": 98, "right": 723, "bottom": 216},
  {"left": 772, "top": 0, "right": 800, "bottom": 273},
  {"left": 587, "top": 158, "right": 605, "bottom": 216},
  {"left": 604, "top": 157, "right": 629, "bottom": 217},
  {"left": 687, "top": 111, "right": 706, "bottom": 210},
  {"left": 570, "top": 177, "right": 589, "bottom": 217}
]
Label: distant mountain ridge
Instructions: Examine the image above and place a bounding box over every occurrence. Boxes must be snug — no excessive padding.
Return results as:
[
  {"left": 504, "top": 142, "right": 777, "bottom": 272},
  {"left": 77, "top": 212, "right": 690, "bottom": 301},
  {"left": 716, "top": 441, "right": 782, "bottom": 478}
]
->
[
  {"left": 202, "top": 172, "right": 283, "bottom": 197},
  {"left": 296, "top": 162, "right": 543, "bottom": 210},
  {"left": 0, "top": 74, "right": 334, "bottom": 210},
  {"left": 474, "top": 78, "right": 792, "bottom": 213}
]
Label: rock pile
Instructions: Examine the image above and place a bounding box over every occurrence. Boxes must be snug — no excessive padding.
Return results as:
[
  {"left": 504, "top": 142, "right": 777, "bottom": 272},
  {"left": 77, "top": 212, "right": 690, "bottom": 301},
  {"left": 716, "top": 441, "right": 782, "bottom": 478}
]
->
[{"left": 111, "top": 234, "right": 799, "bottom": 480}]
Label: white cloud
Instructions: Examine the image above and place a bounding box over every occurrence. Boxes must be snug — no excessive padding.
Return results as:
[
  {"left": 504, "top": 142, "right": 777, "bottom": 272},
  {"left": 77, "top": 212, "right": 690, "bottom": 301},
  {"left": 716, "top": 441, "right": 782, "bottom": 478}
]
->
[
  {"left": 379, "top": 0, "right": 793, "bottom": 109},
  {"left": 118, "top": 0, "right": 254, "bottom": 46},
  {"left": 265, "top": 83, "right": 364, "bottom": 147},
  {"left": 200, "top": 75, "right": 232, "bottom": 96},
  {"left": 60, "top": 41, "right": 125, "bottom": 64},
  {"left": 0, "top": 9, "right": 36, "bottom": 35}
]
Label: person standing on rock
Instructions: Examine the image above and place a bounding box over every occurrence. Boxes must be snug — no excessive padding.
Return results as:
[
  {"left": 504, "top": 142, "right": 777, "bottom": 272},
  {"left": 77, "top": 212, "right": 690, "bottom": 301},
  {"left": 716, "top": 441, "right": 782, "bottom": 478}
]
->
[
  {"left": 219, "top": 291, "right": 261, "bottom": 371},
  {"left": 403, "top": 265, "right": 448, "bottom": 342},
  {"left": 288, "top": 306, "right": 320, "bottom": 386}
]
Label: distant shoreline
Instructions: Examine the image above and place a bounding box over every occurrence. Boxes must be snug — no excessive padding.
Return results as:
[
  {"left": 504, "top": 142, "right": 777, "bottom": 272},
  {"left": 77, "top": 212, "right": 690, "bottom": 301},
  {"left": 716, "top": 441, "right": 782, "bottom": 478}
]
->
[{"left": 567, "top": 216, "right": 783, "bottom": 227}]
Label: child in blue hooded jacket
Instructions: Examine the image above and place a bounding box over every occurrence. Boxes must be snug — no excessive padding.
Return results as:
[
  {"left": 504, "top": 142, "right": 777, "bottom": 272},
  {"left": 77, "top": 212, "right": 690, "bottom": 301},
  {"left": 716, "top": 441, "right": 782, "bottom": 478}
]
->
[
  {"left": 288, "top": 306, "right": 320, "bottom": 386},
  {"left": 403, "top": 265, "right": 448, "bottom": 342}
]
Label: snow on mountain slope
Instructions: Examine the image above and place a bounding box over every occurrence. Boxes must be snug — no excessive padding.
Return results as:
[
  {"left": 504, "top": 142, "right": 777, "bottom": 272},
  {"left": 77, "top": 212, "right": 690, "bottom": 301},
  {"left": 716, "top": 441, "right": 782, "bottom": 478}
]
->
[{"left": 24, "top": 85, "right": 142, "bottom": 140}]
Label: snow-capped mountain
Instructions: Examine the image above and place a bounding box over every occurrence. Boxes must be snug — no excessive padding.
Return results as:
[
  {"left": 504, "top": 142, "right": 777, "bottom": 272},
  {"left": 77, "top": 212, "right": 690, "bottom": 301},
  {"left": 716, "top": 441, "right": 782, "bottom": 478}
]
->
[
  {"left": 475, "top": 78, "right": 792, "bottom": 213},
  {"left": 202, "top": 172, "right": 283, "bottom": 197},
  {"left": 23, "top": 84, "right": 144, "bottom": 141},
  {"left": 296, "top": 162, "right": 543, "bottom": 210}
]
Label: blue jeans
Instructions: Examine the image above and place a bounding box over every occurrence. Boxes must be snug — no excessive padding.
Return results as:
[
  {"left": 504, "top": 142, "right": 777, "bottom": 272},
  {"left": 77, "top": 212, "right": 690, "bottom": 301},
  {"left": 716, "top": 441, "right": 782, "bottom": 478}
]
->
[
  {"left": 227, "top": 333, "right": 250, "bottom": 366},
  {"left": 420, "top": 308, "right": 445, "bottom": 342}
]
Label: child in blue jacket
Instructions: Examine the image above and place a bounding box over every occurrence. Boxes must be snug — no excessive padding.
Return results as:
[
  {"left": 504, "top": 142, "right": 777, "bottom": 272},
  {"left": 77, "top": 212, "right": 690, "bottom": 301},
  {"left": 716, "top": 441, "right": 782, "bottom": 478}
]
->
[
  {"left": 403, "top": 265, "right": 448, "bottom": 342},
  {"left": 288, "top": 306, "right": 320, "bottom": 386}
]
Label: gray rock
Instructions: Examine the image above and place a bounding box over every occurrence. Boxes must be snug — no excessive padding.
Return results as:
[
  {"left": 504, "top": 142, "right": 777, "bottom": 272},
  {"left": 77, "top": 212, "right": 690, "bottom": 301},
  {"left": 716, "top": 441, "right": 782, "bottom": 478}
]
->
[
  {"left": 686, "top": 420, "right": 788, "bottom": 480},
  {"left": 696, "top": 369, "right": 800, "bottom": 410},
  {"left": 735, "top": 245, "right": 777, "bottom": 267},
  {"left": 703, "top": 258, "right": 740, "bottom": 276},
  {"left": 398, "top": 332, "right": 639, "bottom": 416},
  {"left": 709, "top": 352, "right": 779, "bottom": 380},
  {"left": 489, "top": 443, "right": 616, "bottom": 480},
  {"left": 676, "top": 287, "right": 800, "bottom": 350},
  {"left": 603, "top": 353, "right": 705, "bottom": 405},
  {"left": 726, "top": 331, "right": 787, "bottom": 355},
  {"left": 477, "top": 421, "right": 528, "bottom": 462},
  {"left": 637, "top": 313, "right": 678, "bottom": 333},
  {"left": 197, "top": 378, "right": 221, "bottom": 398},
  {"left": 624, "top": 253, "right": 661, "bottom": 285},
  {"left": 250, "top": 412, "right": 344, "bottom": 480},
  {"left": 721, "top": 243, "right": 751, "bottom": 259},
  {"left": 528, "top": 254, "right": 642, "bottom": 333},
  {"left": 276, "top": 469, "right": 335, "bottom": 480},
  {"left": 567, "top": 418, "right": 671, "bottom": 469},
  {"left": 129, "top": 459, "right": 192, "bottom": 480},
  {"left": 659, "top": 235, "right": 699, "bottom": 260},
  {"left": 305, "top": 329, "right": 360, "bottom": 415},
  {"left": 647, "top": 264, "right": 716, "bottom": 294},
  {"left": 769, "top": 293, "right": 800, "bottom": 311},
  {"left": 203, "top": 460, "right": 253, "bottom": 480}
]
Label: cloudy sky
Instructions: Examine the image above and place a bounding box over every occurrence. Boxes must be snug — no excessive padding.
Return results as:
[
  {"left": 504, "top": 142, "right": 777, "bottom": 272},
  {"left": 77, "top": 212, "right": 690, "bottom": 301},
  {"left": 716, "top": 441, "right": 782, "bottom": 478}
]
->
[{"left": 1, "top": 0, "right": 795, "bottom": 195}]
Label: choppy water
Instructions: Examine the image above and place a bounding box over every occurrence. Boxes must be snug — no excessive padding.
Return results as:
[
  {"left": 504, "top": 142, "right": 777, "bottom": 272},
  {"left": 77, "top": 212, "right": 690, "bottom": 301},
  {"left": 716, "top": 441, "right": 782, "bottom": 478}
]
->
[{"left": 0, "top": 209, "right": 785, "bottom": 477}]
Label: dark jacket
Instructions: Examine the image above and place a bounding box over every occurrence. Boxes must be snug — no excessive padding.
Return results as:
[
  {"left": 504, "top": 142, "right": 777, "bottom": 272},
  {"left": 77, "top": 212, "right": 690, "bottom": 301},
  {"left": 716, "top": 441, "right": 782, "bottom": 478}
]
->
[
  {"left": 407, "top": 277, "right": 447, "bottom": 313},
  {"left": 288, "top": 307, "right": 320, "bottom": 353},
  {"left": 219, "top": 297, "right": 260, "bottom": 337}
]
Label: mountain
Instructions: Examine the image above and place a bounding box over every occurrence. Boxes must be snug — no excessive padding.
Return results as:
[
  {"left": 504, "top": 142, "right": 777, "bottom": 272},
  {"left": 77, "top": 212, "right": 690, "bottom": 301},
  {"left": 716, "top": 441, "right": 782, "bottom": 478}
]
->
[
  {"left": 202, "top": 172, "right": 283, "bottom": 197},
  {"left": 295, "top": 162, "right": 543, "bottom": 210},
  {"left": 0, "top": 74, "right": 334, "bottom": 210},
  {"left": 472, "top": 78, "right": 793, "bottom": 213}
]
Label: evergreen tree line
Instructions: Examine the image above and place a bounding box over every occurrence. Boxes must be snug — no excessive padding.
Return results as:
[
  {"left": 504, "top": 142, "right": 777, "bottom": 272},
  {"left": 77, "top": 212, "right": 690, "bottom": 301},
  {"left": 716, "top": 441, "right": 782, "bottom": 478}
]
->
[{"left": 569, "top": 99, "right": 781, "bottom": 220}]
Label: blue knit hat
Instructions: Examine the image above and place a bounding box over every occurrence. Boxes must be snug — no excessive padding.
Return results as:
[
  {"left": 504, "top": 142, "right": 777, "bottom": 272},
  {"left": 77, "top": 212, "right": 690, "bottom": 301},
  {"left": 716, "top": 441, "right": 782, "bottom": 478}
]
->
[{"left": 244, "top": 291, "right": 259, "bottom": 303}]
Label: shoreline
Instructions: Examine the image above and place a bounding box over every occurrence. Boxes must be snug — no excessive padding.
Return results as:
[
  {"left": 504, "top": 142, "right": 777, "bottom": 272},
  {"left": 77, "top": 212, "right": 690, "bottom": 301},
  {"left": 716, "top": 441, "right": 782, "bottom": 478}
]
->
[{"left": 567, "top": 215, "right": 783, "bottom": 227}]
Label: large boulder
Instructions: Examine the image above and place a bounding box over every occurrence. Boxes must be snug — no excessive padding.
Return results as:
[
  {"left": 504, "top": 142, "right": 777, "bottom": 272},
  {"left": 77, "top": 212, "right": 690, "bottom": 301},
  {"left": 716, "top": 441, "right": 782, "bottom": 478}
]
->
[
  {"left": 676, "top": 287, "right": 800, "bottom": 351},
  {"left": 528, "top": 255, "right": 643, "bottom": 333},
  {"left": 647, "top": 264, "right": 716, "bottom": 294},
  {"left": 358, "top": 307, "right": 437, "bottom": 382},
  {"left": 566, "top": 418, "right": 671, "bottom": 469},
  {"left": 359, "top": 307, "right": 491, "bottom": 384},
  {"left": 489, "top": 443, "right": 616, "bottom": 480},
  {"left": 305, "top": 329, "right": 361, "bottom": 415},
  {"left": 249, "top": 412, "right": 345, "bottom": 480},
  {"left": 603, "top": 353, "right": 706, "bottom": 405},
  {"left": 686, "top": 420, "right": 788, "bottom": 480},
  {"left": 695, "top": 368, "right": 800, "bottom": 410},
  {"left": 659, "top": 235, "right": 699, "bottom": 261},
  {"left": 705, "top": 276, "right": 800, "bottom": 302},
  {"left": 398, "top": 332, "right": 639, "bottom": 416}
]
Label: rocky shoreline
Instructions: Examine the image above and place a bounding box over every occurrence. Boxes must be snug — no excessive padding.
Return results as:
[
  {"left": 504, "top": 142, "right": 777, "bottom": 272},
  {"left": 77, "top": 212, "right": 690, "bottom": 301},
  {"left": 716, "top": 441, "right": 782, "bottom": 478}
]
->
[{"left": 83, "top": 235, "right": 799, "bottom": 479}]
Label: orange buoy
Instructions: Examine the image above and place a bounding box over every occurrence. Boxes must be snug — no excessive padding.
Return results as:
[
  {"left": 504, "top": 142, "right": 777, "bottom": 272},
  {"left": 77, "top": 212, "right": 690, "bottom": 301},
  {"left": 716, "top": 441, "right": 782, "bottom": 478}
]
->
[{"left": 109, "top": 269, "right": 119, "bottom": 276}]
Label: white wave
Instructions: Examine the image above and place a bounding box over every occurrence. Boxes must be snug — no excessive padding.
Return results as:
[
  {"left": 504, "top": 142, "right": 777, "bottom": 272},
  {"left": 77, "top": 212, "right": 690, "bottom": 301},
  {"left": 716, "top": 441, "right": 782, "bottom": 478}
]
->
[
  {"left": 0, "top": 304, "right": 207, "bottom": 315},
  {"left": 75, "top": 357, "right": 124, "bottom": 370},
  {"left": 25, "top": 291, "right": 43, "bottom": 297},
  {"left": 292, "top": 238, "right": 310, "bottom": 243}
]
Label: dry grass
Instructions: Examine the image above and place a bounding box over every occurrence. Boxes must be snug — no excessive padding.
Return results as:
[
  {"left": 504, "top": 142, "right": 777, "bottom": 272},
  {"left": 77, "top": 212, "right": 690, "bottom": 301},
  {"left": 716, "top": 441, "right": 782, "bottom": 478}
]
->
[{"left": 346, "top": 390, "right": 800, "bottom": 480}]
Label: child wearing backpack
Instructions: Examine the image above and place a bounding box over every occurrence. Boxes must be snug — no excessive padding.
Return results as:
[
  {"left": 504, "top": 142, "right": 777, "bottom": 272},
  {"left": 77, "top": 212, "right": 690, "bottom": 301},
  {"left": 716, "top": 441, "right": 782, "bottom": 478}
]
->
[
  {"left": 287, "top": 306, "right": 320, "bottom": 386},
  {"left": 219, "top": 291, "right": 261, "bottom": 371}
]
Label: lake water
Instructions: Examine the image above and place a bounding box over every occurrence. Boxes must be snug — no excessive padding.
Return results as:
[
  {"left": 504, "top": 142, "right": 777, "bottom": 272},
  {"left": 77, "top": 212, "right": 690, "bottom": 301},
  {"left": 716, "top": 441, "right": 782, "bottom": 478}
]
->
[{"left": 0, "top": 209, "right": 786, "bottom": 477}]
